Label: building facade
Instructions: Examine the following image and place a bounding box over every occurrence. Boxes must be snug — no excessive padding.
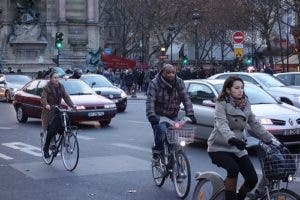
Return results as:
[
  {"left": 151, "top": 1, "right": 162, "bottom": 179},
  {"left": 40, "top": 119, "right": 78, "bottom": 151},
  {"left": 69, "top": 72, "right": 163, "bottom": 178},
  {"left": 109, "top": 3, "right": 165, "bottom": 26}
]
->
[{"left": 0, "top": 0, "right": 104, "bottom": 72}]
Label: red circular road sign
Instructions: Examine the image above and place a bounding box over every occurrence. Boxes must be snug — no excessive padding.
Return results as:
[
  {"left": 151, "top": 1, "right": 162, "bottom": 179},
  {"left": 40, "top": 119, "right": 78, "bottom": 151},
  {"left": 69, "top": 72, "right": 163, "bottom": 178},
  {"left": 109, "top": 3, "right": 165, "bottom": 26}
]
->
[{"left": 232, "top": 31, "right": 244, "bottom": 43}]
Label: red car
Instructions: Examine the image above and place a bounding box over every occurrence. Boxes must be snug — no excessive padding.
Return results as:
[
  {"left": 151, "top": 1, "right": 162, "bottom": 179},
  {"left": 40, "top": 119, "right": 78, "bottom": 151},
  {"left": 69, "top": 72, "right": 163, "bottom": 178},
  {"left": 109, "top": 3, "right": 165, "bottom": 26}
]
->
[{"left": 13, "top": 78, "right": 117, "bottom": 126}]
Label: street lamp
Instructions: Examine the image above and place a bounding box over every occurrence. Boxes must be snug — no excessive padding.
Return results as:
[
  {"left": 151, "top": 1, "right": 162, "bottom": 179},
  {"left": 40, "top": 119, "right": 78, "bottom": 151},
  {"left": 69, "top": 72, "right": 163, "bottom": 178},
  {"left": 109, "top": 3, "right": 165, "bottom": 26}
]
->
[
  {"left": 192, "top": 9, "right": 200, "bottom": 66},
  {"left": 168, "top": 24, "right": 176, "bottom": 63}
]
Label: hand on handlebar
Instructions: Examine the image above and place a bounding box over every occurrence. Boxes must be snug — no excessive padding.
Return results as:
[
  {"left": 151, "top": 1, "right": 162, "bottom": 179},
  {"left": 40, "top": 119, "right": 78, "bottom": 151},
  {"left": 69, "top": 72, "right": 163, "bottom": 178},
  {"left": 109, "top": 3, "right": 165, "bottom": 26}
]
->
[
  {"left": 228, "top": 137, "right": 247, "bottom": 150},
  {"left": 45, "top": 105, "right": 51, "bottom": 110},
  {"left": 186, "top": 114, "right": 197, "bottom": 124}
]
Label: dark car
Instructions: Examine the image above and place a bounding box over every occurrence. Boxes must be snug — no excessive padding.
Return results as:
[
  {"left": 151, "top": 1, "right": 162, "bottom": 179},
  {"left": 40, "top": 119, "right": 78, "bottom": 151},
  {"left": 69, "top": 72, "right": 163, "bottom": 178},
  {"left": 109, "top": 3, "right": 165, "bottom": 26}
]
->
[
  {"left": 0, "top": 74, "right": 32, "bottom": 102},
  {"left": 80, "top": 74, "right": 127, "bottom": 112},
  {"left": 13, "top": 78, "right": 117, "bottom": 126}
]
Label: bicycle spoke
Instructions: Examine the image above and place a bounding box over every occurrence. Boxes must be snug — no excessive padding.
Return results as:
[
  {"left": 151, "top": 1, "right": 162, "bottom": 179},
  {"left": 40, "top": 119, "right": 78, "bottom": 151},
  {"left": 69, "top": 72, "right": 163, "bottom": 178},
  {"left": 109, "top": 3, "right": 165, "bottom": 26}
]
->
[{"left": 61, "top": 133, "right": 79, "bottom": 171}]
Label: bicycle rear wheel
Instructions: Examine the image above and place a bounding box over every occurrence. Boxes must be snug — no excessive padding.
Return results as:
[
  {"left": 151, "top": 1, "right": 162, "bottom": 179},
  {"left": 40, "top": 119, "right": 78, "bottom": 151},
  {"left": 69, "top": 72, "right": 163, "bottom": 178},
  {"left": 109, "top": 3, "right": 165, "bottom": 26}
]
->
[
  {"left": 40, "top": 131, "right": 54, "bottom": 165},
  {"left": 172, "top": 151, "right": 191, "bottom": 199},
  {"left": 151, "top": 155, "right": 166, "bottom": 187},
  {"left": 61, "top": 131, "right": 79, "bottom": 171},
  {"left": 192, "top": 178, "right": 225, "bottom": 200},
  {"left": 262, "top": 189, "right": 300, "bottom": 200}
]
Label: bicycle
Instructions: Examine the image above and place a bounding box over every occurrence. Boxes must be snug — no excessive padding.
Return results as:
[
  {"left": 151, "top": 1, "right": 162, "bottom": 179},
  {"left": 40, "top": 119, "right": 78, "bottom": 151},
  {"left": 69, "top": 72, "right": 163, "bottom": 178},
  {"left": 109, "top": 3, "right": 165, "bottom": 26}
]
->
[
  {"left": 192, "top": 140, "right": 300, "bottom": 200},
  {"left": 151, "top": 116, "right": 195, "bottom": 199},
  {"left": 40, "top": 106, "right": 79, "bottom": 171}
]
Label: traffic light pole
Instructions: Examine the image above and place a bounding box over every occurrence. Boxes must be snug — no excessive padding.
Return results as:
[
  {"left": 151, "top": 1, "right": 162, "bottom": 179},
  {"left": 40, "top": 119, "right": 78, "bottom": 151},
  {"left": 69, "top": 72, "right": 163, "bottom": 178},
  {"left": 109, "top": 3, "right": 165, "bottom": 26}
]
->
[{"left": 57, "top": 49, "right": 60, "bottom": 67}]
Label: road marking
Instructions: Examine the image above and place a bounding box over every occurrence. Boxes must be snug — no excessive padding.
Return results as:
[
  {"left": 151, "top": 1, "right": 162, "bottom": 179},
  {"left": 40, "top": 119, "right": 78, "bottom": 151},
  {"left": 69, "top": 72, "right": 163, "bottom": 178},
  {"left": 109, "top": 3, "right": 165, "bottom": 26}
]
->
[
  {"left": 10, "top": 155, "right": 150, "bottom": 180},
  {"left": 111, "top": 143, "right": 151, "bottom": 153},
  {"left": 126, "top": 120, "right": 148, "bottom": 124},
  {"left": 77, "top": 135, "right": 95, "bottom": 140},
  {"left": 2, "top": 142, "right": 41, "bottom": 157},
  {"left": 0, "top": 127, "right": 13, "bottom": 130},
  {"left": 0, "top": 153, "right": 13, "bottom": 160}
]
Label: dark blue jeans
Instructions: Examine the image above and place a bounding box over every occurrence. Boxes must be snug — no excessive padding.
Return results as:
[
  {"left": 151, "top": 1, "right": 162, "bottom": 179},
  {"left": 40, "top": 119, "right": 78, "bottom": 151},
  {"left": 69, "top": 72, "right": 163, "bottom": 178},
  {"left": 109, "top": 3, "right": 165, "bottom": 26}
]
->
[{"left": 151, "top": 115, "right": 177, "bottom": 151}]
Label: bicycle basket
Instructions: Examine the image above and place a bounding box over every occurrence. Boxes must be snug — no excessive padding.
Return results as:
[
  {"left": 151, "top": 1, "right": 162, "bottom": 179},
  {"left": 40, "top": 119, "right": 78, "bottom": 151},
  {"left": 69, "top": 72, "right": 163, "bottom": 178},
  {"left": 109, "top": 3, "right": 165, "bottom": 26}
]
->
[
  {"left": 258, "top": 142, "right": 299, "bottom": 181},
  {"left": 166, "top": 127, "right": 195, "bottom": 145}
]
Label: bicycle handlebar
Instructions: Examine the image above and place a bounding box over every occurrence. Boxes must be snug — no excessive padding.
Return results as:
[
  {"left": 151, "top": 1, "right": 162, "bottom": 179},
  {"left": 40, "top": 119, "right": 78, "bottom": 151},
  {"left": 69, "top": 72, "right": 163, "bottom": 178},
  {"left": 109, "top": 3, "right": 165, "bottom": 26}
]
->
[{"left": 160, "top": 116, "right": 192, "bottom": 129}]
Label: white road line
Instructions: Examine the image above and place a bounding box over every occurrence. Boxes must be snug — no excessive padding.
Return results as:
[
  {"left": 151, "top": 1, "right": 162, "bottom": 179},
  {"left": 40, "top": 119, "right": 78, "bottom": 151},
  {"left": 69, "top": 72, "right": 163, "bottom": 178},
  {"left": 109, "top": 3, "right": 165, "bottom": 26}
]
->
[
  {"left": 0, "top": 153, "right": 13, "bottom": 160},
  {"left": 2, "top": 142, "right": 41, "bottom": 157},
  {"left": 0, "top": 127, "right": 13, "bottom": 130},
  {"left": 126, "top": 120, "right": 148, "bottom": 124},
  {"left": 77, "top": 135, "right": 96, "bottom": 140},
  {"left": 111, "top": 143, "right": 151, "bottom": 153}
]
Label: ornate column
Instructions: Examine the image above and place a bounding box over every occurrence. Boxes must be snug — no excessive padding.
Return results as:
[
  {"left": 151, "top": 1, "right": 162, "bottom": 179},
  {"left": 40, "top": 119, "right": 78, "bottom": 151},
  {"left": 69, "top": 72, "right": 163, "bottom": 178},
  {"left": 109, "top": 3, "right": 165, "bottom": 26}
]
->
[
  {"left": 58, "top": 0, "right": 66, "bottom": 22},
  {"left": 87, "top": 0, "right": 95, "bottom": 22}
]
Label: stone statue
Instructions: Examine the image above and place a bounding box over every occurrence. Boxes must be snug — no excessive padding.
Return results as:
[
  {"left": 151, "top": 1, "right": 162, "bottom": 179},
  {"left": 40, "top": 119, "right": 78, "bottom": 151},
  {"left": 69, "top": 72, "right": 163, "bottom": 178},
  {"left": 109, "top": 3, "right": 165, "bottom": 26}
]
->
[
  {"left": 16, "top": 0, "right": 39, "bottom": 25},
  {"left": 9, "top": 0, "right": 46, "bottom": 43},
  {"left": 86, "top": 48, "right": 103, "bottom": 71}
]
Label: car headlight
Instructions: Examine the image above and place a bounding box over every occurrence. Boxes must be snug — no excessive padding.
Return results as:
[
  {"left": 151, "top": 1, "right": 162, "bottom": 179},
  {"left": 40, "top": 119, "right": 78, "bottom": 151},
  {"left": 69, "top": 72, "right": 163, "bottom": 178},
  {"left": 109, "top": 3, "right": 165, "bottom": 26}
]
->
[
  {"left": 76, "top": 105, "right": 86, "bottom": 110},
  {"left": 104, "top": 104, "right": 116, "bottom": 109},
  {"left": 121, "top": 91, "right": 127, "bottom": 98},
  {"left": 260, "top": 118, "right": 273, "bottom": 125}
]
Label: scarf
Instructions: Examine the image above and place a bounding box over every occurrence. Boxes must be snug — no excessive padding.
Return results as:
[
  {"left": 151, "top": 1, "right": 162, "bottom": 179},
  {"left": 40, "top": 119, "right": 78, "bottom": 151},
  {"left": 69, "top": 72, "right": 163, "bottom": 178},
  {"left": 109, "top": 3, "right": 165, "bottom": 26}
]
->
[{"left": 227, "top": 96, "right": 247, "bottom": 110}]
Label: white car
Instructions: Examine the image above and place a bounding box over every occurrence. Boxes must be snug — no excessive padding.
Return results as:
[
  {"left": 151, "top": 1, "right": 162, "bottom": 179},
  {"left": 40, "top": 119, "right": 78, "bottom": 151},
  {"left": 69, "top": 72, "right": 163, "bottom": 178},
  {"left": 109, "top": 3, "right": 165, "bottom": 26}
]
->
[
  {"left": 209, "top": 72, "right": 300, "bottom": 108},
  {"left": 179, "top": 79, "right": 300, "bottom": 147}
]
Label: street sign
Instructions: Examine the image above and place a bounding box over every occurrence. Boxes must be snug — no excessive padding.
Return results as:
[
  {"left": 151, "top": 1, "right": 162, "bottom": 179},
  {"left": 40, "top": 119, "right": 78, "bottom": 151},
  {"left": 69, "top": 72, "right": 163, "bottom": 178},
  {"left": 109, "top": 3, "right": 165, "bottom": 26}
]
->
[
  {"left": 232, "top": 31, "right": 244, "bottom": 44},
  {"left": 233, "top": 43, "right": 243, "bottom": 48},
  {"left": 104, "top": 48, "right": 112, "bottom": 55},
  {"left": 234, "top": 48, "right": 244, "bottom": 58}
]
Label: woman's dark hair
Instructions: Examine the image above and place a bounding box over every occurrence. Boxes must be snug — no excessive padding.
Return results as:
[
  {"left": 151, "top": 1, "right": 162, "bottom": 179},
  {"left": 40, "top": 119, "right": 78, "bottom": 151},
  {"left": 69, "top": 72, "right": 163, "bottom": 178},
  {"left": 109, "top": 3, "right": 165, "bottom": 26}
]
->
[
  {"left": 217, "top": 76, "right": 245, "bottom": 101},
  {"left": 49, "top": 71, "right": 58, "bottom": 79}
]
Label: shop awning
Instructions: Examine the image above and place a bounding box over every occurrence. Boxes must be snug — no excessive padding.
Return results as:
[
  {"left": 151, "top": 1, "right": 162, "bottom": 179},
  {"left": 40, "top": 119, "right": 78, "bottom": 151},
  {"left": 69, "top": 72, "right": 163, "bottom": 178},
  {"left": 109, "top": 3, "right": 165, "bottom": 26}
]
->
[{"left": 101, "top": 54, "right": 149, "bottom": 69}]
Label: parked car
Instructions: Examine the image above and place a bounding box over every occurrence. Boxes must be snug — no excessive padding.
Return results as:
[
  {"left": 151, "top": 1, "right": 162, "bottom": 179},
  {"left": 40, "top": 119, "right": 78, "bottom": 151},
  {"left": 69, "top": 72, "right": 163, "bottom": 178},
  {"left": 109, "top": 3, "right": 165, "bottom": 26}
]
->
[
  {"left": 179, "top": 79, "right": 300, "bottom": 146},
  {"left": 274, "top": 72, "right": 300, "bottom": 86},
  {"left": 209, "top": 72, "right": 300, "bottom": 108},
  {"left": 80, "top": 74, "right": 127, "bottom": 112},
  {"left": 0, "top": 74, "right": 32, "bottom": 102},
  {"left": 13, "top": 78, "right": 117, "bottom": 126}
]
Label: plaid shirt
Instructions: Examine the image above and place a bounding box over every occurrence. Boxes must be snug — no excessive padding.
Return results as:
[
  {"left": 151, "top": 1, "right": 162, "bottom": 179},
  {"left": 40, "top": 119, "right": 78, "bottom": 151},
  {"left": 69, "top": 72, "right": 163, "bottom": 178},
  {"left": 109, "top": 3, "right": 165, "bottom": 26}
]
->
[{"left": 146, "top": 73, "right": 194, "bottom": 118}]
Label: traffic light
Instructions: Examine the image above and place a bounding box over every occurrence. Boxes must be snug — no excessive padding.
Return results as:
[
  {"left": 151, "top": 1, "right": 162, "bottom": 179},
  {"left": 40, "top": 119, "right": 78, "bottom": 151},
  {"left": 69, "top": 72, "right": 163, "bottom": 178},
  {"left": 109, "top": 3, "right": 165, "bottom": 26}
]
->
[
  {"left": 55, "top": 32, "right": 64, "bottom": 49},
  {"left": 182, "top": 55, "right": 189, "bottom": 65},
  {"left": 245, "top": 56, "right": 252, "bottom": 65}
]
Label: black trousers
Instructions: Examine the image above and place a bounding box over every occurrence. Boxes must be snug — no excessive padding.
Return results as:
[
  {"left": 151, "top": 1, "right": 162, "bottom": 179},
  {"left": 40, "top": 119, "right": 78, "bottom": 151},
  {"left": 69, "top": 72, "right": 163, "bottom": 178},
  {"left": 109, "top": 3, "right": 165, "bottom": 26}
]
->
[
  {"left": 44, "top": 112, "right": 63, "bottom": 151},
  {"left": 209, "top": 151, "right": 258, "bottom": 189}
]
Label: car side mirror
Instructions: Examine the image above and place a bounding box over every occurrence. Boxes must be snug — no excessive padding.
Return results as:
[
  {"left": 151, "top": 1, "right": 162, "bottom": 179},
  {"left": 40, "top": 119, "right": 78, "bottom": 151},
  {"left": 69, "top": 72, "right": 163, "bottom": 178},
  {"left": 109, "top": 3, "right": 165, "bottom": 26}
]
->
[
  {"left": 202, "top": 100, "right": 215, "bottom": 107},
  {"left": 0, "top": 80, "right": 5, "bottom": 85},
  {"left": 91, "top": 82, "right": 96, "bottom": 88}
]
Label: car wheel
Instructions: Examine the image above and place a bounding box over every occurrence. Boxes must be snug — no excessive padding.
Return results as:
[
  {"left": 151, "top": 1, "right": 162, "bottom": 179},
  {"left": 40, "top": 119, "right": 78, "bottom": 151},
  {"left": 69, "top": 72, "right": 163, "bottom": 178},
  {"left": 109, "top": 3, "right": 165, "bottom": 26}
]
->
[
  {"left": 16, "top": 106, "right": 28, "bottom": 123},
  {"left": 5, "top": 91, "right": 11, "bottom": 103},
  {"left": 118, "top": 107, "right": 126, "bottom": 112},
  {"left": 100, "top": 120, "right": 111, "bottom": 127}
]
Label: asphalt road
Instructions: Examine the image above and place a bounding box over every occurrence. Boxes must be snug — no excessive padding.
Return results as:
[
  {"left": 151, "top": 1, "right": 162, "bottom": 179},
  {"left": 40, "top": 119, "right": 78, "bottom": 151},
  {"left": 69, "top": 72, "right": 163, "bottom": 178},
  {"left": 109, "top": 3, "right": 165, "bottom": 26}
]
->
[{"left": 0, "top": 100, "right": 299, "bottom": 200}]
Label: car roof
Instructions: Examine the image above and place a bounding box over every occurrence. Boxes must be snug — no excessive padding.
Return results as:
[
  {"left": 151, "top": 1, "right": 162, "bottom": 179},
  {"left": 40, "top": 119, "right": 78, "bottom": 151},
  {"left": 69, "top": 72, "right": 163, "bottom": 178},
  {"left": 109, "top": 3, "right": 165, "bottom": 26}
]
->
[
  {"left": 209, "top": 72, "right": 269, "bottom": 78},
  {"left": 81, "top": 74, "right": 103, "bottom": 77},
  {"left": 185, "top": 79, "right": 253, "bottom": 86}
]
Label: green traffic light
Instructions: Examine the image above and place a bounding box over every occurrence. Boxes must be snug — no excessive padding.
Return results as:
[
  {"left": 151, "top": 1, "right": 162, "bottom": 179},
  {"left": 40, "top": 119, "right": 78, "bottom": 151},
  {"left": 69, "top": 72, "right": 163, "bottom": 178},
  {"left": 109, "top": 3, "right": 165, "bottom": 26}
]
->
[{"left": 56, "top": 42, "right": 63, "bottom": 49}]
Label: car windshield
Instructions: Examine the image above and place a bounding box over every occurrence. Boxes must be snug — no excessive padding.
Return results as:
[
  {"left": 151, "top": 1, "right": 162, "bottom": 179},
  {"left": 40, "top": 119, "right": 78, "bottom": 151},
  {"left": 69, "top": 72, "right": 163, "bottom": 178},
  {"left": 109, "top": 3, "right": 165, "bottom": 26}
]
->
[
  {"left": 214, "top": 83, "right": 277, "bottom": 105},
  {"left": 252, "top": 73, "right": 286, "bottom": 87},
  {"left": 6, "top": 75, "right": 31, "bottom": 84},
  {"left": 80, "top": 75, "right": 113, "bottom": 87},
  {"left": 60, "top": 79, "right": 94, "bottom": 95}
]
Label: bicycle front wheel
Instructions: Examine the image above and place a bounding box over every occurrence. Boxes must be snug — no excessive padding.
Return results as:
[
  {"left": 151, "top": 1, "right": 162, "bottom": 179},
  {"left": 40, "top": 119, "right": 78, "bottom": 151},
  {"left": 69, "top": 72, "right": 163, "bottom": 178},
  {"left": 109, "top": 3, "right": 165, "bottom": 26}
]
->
[
  {"left": 40, "top": 131, "right": 54, "bottom": 165},
  {"left": 151, "top": 155, "right": 166, "bottom": 187},
  {"left": 192, "top": 178, "right": 225, "bottom": 200},
  {"left": 61, "top": 132, "right": 79, "bottom": 171},
  {"left": 172, "top": 151, "right": 191, "bottom": 199},
  {"left": 262, "top": 189, "right": 300, "bottom": 200}
]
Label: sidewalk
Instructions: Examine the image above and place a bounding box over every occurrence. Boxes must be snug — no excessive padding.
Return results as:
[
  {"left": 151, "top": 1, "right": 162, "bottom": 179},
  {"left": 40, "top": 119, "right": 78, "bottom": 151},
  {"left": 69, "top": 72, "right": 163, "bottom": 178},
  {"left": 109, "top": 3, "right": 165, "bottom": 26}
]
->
[{"left": 127, "top": 92, "right": 147, "bottom": 100}]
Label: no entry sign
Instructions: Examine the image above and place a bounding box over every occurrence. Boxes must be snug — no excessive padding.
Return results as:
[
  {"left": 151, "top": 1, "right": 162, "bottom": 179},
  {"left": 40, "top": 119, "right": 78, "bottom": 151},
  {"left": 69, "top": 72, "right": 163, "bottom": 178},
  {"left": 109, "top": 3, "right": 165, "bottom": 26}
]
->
[{"left": 232, "top": 31, "right": 244, "bottom": 43}]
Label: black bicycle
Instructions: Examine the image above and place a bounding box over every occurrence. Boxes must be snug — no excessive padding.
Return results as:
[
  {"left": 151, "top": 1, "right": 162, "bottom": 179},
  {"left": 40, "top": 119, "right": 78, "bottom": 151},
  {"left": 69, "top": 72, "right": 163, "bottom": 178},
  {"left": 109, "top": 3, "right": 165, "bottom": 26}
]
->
[
  {"left": 151, "top": 116, "right": 195, "bottom": 199},
  {"left": 40, "top": 106, "right": 79, "bottom": 171},
  {"left": 192, "top": 140, "right": 300, "bottom": 200}
]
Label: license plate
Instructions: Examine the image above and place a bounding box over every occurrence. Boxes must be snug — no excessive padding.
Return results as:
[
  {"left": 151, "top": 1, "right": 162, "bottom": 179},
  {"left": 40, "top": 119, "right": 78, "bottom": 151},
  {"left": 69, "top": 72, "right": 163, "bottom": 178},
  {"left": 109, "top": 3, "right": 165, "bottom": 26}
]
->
[
  {"left": 88, "top": 112, "right": 104, "bottom": 117},
  {"left": 283, "top": 129, "right": 300, "bottom": 135}
]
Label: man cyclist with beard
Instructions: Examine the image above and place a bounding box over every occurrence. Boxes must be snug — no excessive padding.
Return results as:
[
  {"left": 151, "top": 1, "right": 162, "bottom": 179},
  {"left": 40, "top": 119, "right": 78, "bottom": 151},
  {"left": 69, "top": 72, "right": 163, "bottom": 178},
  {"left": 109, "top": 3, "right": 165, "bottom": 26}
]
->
[{"left": 146, "top": 64, "right": 197, "bottom": 159}]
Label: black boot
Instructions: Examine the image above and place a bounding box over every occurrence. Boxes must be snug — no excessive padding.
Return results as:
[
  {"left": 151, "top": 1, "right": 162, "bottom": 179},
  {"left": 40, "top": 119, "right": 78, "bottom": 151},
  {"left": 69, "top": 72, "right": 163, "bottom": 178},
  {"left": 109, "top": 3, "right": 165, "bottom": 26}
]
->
[
  {"left": 43, "top": 146, "right": 50, "bottom": 158},
  {"left": 225, "top": 191, "right": 237, "bottom": 200},
  {"left": 237, "top": 184, "right": 252, "bottom": 200},
  {"left": 224, "top": 177, "right": 237, "bottom": 200}
]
